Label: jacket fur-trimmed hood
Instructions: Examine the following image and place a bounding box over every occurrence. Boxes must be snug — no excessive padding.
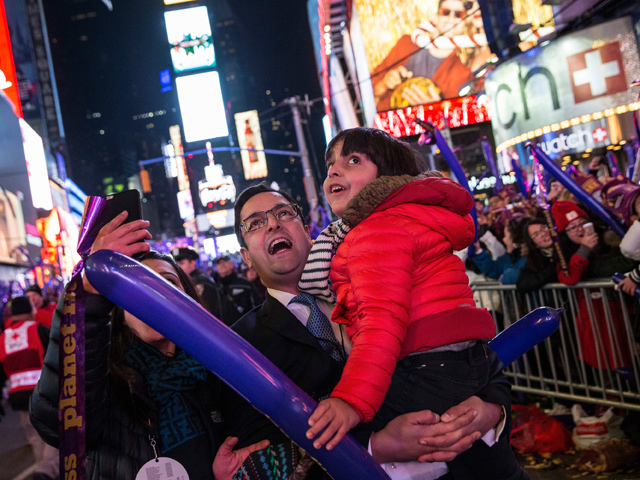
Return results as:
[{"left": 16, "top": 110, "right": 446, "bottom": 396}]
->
[{"left": 341, "top": 172, "right": 474, "bottom": 228}]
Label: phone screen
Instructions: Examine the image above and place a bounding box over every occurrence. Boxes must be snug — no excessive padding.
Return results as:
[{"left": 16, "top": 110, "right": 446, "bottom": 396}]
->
[{"left": 583, "top": 222, "right": 594, "bottom": 236}]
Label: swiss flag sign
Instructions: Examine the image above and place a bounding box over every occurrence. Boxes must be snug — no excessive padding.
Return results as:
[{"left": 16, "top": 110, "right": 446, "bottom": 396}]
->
[{"left": 567, "top": 41, "right": 627, "bottom": 104}]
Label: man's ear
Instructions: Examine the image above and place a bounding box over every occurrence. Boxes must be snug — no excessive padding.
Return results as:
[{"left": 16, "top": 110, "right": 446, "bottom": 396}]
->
[{"left": 240, "top": 247, "right": 252, "bottom": 269}]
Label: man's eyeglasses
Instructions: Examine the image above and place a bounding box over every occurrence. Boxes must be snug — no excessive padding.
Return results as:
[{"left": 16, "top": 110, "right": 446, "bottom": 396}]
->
[
  {"left": 565, "top": 221, "right": 588, "bottom": 234},
  {"left": 530, "top": 226, "right": 550, "bottom": 239},
  {"left": 439, "top": 8, "right": 466, "bottom": 19},
  {"left": 241, "top": 204, "right": 301, "bottom": 233}
]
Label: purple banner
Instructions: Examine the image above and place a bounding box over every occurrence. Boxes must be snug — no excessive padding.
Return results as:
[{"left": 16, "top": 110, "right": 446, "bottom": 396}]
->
[
  {"left": 58, "top": 274, "right": 86, "bottom": 480},
  {"left": 481, "top": 140, "right": 503, "bottom": 193},
  {"left": 532, "top": 157, "right": 569, "bottom": 276},
  {"left": 510, "top": 157, "right": 530, "bottom": 199},
  {"left": 58, "top": 195, "right": 111, "bottom": 480},
  {"left": 417, "top": 119, "right": 478, "bottom": 242}
]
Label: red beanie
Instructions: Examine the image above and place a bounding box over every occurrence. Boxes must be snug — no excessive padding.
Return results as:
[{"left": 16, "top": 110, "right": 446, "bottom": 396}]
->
[{"left": 551, "top": 201, "right": 588, "bottom": 232}]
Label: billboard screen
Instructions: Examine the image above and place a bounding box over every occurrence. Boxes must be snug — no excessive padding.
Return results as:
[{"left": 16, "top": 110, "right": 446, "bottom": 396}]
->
[
  {"left": 0, "top": 0, "right": 22, "bottom": 116},
  {"left": 164, "top": 6, "right": 215, "bottom": 73},
  {"left": 354, "top": 0, "right": 494, "bottom": 112},
  {"left": 234, "top": 110, "right": 268, "bottom": 180},
  {"left": 485, "top": 17, "right": 640, "bottom": 155},
  {"left": 353, "top": 0, "right": 552, "bottom": 113},
  {"left": 20, "top": 119, "right": 53, "bottom": 210},
  {"left": 0, "top": 188, "right": 26, "bottom": 263},
  {"left": 176, "top": 71, "right": 229, "bottom": 142}
]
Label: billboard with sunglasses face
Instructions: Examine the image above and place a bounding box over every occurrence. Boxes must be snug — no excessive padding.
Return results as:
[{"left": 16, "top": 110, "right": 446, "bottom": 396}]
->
[
  {"left": 353, "top": 0, "right": 551, "bottom": 113},
  {"left": 354, "top": 0, "right": 491, "bottom": 112}
]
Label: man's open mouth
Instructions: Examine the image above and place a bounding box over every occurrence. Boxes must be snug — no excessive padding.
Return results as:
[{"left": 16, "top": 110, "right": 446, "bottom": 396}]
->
[{"left": 268, "top": 238, "right": 292, "bottom": 254}]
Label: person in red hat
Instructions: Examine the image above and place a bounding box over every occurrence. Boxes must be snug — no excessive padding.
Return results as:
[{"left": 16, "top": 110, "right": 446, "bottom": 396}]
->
[
  {"left": 551, "top": 200, "right": 637, "bottom": 370},
  {"left": 550, "top": 201, "right": 598, "bottom": 285}
]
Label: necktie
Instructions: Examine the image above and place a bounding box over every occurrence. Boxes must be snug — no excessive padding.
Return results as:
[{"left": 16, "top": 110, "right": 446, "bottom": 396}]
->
[{"left": 290, "top": 292, "right": 344, "bottom": 363}]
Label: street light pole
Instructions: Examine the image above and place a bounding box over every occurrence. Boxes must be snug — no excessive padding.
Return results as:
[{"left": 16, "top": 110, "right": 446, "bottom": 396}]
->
[{"left": 284, "top": 96, "right": 318, "bottom": 212}]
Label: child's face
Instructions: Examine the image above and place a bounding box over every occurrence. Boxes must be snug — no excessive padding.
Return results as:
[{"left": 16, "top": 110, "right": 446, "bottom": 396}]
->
[{"left": 324, "top": 139, "right": 379, "bottom": 218}]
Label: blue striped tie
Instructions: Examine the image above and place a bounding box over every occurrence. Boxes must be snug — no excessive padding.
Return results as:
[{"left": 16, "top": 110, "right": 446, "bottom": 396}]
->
[{"left": 290, "top": 292, "right": 344, "bottom": 363}]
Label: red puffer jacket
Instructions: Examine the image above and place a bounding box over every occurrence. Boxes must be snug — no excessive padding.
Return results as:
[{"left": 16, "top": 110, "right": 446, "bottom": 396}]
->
[{"left": 330, "top": 175, "right": 496, "bottom": 421}]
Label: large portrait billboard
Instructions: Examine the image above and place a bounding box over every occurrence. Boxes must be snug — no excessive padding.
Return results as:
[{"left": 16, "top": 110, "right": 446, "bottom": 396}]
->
[
  {"left": 354, "top": 0, "right": 494, "bottom": 112},
  {"left": 353, "top": 0, "right": 552, "bottom": 113}
]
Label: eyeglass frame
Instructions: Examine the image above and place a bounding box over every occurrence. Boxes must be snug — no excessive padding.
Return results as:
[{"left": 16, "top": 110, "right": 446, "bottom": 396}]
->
[
  {"left": 564, "top": 219, "right": 588, "bottom": 234},
  {"left": 240, "top": 203, "right": 303, "bottom": 233},
  {"left": 530, "top": 225, "right": 551, "bottom": 240}
]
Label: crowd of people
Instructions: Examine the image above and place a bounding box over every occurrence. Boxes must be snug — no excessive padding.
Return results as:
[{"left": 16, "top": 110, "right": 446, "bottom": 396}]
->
[{"left": 0, "top": 127, "right": 639, "bottom": 480}]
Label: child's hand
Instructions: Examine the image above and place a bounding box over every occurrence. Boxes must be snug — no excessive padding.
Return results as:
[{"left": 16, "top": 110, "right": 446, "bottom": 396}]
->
[
  {"left": 618, "top": 275, "right": 638, "bottom": 296},
  {"left": 306, "top": 398, "right": 360, "bottom": 450},
  {"left": 212, "top": 436, "right": 269, "bottom": 480}
]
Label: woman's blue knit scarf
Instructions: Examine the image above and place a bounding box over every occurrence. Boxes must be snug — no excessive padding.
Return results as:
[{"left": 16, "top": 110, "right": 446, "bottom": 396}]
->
[{"left": 124, "top": 339, "right": 207, "bottom": 452}]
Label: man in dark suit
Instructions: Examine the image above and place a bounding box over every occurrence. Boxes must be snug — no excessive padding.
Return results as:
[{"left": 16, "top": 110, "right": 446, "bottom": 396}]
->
[{"left": 223, "top": 184, "right": 508, "bottom": 477}]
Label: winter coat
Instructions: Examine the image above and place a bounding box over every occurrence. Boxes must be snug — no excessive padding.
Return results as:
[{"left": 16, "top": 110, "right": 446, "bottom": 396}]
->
[
  {"left": 329, "top": 175, "right": 496, "bottom": 422},
  {"left": 620, "top": 219, "right": 640, "bottom": 261},
  {"left": 30, "top": 293, "right": 224, "bottom": 480},
  {"left": 472, "top": 249, "right": 527, "bottom": 284}
]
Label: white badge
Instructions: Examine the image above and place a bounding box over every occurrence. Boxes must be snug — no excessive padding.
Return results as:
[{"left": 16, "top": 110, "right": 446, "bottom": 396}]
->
[{"left": 135, "top": 457, "right": 189, "bottom": 480}]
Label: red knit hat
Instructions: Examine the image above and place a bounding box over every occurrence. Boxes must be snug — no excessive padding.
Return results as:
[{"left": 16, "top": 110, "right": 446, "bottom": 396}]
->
[{"left": 551, "top": 201, "right": 588, "bottom": 232}]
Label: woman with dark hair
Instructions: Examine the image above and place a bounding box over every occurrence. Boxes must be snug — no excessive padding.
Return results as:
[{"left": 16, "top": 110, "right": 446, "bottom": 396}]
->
[
  {"left": 516, "top": 218, "right": 558, "bottom": 294},
  {"left": 30, "top": 213, "right": 267, "bottom": 480},
  {"left": 472, "top": 215, "right": 530, "bottom": 285}
]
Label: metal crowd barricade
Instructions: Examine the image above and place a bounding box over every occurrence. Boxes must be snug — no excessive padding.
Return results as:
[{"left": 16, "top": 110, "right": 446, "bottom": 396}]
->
[{"left": 471, "top": 280, "right": 640, "bottom": 412}]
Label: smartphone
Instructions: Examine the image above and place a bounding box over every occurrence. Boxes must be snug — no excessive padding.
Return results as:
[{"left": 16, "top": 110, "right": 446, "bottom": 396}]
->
[
  {"left": 583, "top": 222, "right": 595, "bottom": 236},
  {"left": 103, "top": 190, "right": 142, "bottom": 225}
]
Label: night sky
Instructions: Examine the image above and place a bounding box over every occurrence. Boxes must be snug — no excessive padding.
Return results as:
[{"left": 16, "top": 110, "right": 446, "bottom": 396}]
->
[{"left": 36, "top": 0, "right": 329, "bottom": 233}]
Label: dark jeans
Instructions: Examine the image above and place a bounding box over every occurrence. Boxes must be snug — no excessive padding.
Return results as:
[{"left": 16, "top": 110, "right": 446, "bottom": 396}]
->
[{"left": 369, "top": 342, "right": 528, "bottom": 480}]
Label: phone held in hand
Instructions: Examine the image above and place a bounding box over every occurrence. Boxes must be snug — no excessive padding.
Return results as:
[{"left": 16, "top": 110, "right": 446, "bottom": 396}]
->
[
  {"left": 583, "top": 222, "right": 594, "bottom": 236},
  {"left": 103, "top": 190, "right": 142, "bottom": 225},
  {"left": 77, "top": 189, "right": 144, "bottom": 257}
]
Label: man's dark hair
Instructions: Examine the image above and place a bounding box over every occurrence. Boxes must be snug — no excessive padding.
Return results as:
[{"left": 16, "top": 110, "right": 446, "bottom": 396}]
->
[
  {"left": 172, "top": 247, "right": 199, "bottom": 263},
  {"left": 234, "top": 184, "right": 303, "bottom": 248},
  {"left": 215, "top": 255, "right": 231, "bottom": 264}
]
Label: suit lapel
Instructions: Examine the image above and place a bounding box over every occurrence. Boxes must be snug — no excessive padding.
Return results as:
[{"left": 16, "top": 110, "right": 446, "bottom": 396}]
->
[{"left": 258, "top": 294, "right": 322, "bottom": 349}]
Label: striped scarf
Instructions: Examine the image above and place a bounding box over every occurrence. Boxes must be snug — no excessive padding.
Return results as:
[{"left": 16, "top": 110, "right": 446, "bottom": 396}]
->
[{"left": 298, "top": 220, "right": 350, "bottom": 302}]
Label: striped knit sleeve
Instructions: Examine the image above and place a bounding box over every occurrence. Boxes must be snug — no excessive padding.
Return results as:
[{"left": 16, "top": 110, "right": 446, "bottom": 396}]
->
[{"left": 298, "top": 220, "right": 350, "bottom": 302}]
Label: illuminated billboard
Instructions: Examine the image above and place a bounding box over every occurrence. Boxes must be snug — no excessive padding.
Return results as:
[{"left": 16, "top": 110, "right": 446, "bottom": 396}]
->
[
  {"left": 485, "top": 17, "right": 640, "bottom": 156},
  {"left": 164, "top": 6, "right": 215, "bottom": 73},
  {"left": 373, "top": 95, "right": 490, "bottom": 137},
  {"left": 0, "top": 188, "right": 26, "bottom": 263},
  {"left": 176, "top": 71, "right": 229, "bottom": 142},
  {"left": 353, "top": 0, "right": 551, "bottom": 113},
  {"left": 0, "top": 0, "right": 21, "bottom": 116},
  {"left": 234, "top": 110, "right": 268, "bottom": 180},
  {"left": 20, "top": 119, "right": 53, "bottom": 210}
]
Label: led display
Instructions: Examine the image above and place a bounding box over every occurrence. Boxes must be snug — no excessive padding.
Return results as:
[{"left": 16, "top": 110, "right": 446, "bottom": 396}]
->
[
  {"left": 234, "top": 110, "right": 268, "bottom": 180},
  {"left": 164, "top": 6, "right": 215, "bottom": 73},
  {"left": 176, "top": 71, "right": 229, "bottom": 142}
]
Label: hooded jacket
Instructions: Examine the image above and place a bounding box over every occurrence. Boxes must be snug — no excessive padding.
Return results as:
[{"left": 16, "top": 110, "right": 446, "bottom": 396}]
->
[{"left": 329, "top": 175, "right": 496, "bottom": 421}]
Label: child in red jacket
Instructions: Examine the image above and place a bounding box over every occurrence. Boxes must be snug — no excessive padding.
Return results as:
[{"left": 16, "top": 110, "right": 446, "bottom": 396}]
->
[{"left": 299, "top": 128, "right": 525, "bottom": 479}]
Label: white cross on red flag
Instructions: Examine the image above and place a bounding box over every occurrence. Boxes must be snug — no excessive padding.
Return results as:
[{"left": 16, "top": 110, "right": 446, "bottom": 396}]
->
[{"left": 567, "top": 41, "right": 627, "bottom": 104}]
